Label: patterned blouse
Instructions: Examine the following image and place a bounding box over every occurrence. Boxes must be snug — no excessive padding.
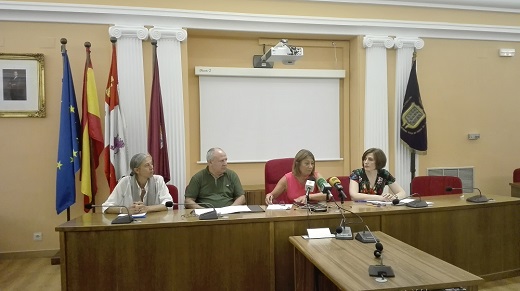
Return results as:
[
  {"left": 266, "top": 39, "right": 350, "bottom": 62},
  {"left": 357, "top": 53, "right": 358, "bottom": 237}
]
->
[{"left": 349, "top": 168, "right": 396, "bottom": 195}]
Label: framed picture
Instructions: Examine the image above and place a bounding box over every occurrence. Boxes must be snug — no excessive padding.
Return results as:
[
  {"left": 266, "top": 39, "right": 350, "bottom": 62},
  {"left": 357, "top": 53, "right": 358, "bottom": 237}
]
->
[{"left": 0, "top": 53, "right": 45, "bottom": 117}]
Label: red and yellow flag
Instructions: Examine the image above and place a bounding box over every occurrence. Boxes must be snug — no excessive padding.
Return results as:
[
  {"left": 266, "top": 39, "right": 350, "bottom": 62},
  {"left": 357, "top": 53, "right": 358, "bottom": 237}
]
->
[{"left": 80, "top": 43, "right": 104, "bottom": 209}]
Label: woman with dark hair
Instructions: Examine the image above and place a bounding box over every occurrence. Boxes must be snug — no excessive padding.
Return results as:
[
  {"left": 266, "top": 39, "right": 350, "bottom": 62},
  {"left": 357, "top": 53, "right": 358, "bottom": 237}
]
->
[
  {"left": 349, "top": 148, "right": 406, "bottom": 202},
  {"left": 265, "top": 149, "right": 328, "bottom": 205},
  {"left": 102, "top": 153, "right": 172, "bottom": 214}
]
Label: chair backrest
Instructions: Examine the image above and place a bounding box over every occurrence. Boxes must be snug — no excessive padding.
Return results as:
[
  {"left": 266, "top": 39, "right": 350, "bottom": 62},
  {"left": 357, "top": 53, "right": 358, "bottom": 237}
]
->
[
  {"left": 411, "top": 176, "right": 462, "bottom": 197},
  {"left": 166, "top": 184, "right": 179, "bottom": 209},
  {"left": 264, "top": 158, "right": 294, "bottom": 203},
  {"left": 513, "top": 168, "right": 520, "bottom": 183},
  {"left": 327, "top": 176, "right": 351, "bottom": 202}
]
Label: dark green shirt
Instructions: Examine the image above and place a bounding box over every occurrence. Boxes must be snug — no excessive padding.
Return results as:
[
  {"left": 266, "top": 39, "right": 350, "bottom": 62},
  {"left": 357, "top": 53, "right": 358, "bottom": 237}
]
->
[{"left": 185, "top": 167, "right": 244, "bottom": 208}]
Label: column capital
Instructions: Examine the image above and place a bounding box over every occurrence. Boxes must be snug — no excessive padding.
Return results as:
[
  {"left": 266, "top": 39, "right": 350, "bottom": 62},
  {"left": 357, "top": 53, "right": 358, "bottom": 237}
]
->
[
  {"left": 109, "top": 25, "right": 148, "bottom": 40},
  {"left": 393, "top": 37, "right": 424, "bottom": 50},
  {"left": 363, "top": 35, "right": 394, "bottom": 49},
  {"left": 149, "top": 27, "right": 187, "bottom": 42}
]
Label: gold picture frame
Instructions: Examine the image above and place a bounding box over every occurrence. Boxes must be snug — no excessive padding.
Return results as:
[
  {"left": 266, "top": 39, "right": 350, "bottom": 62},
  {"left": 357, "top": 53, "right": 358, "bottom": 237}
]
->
[{"left": 0, "top": 53, "right": 45, "bottom": 117}]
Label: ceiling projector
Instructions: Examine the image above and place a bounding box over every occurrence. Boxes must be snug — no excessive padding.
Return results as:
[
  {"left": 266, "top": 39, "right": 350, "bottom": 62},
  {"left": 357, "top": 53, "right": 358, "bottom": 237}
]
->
[{"left": 254, "top": 39, "right": 303, "bottom": 68}]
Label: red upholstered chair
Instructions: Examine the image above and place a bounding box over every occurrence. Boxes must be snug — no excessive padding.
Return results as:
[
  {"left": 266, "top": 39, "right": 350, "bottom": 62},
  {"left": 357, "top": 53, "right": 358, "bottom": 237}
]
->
[
  {"left": 327, "top": 176, "right": 351, "bottom": 202},
  {"left": 411, "top": 176, "right": 462, "bottom": 197},
  {"left": 166, "top": 184, "right": 179, "bottom": 209},
  {"left": 264, "top": 158, "right": 294, "bottom": 204},
  {"left": 513, "top": 169, "right": 520, "bottom": 183}
]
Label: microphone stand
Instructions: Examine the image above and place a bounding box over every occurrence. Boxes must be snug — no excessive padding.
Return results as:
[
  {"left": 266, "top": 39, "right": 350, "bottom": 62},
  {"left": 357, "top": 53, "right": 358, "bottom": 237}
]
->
[
  {"left": 85, "top": 204, "right": 134, "bottom": 224},
  {"left": 405, "top": 193, "right": 428, "bottom": 208},
  {"left": 466, "top": 188, "right": 489, "bottom": 203}
]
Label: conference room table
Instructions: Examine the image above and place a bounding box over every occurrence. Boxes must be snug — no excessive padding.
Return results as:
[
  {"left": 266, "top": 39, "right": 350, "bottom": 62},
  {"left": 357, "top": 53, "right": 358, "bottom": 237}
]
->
[
  {"left": 290, "top": 232, "right": 484, "bottom": 291},
  {"left": 56, "top": 194, "right": 520, "bottom": 291}
]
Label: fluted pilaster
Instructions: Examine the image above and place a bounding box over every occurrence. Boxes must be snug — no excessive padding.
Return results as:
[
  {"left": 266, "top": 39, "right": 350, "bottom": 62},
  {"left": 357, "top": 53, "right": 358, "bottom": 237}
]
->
[
  {"left": 363, "top": 35, "right": 394, "bottom": 162},
  {"left": 149, "top": 27, "right": 188, "bottom": 203},
  {"left": 394, "top": 37, "right": 424, "bottom": 194},
  {"left": 108, "top": 25, "right": 148, "bottom": 161}
]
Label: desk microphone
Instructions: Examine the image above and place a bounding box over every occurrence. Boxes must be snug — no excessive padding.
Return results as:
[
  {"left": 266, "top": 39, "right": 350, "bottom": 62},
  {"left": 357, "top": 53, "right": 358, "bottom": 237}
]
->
[
  {"left": 304, "top": 177, "right": 316, "bottom": 203},
  {"left": 165, "top": 201, "right": 219, "bottom": 220},
  {"left": 403, "top": 193, "right": 428, "bottom": 208},
  {"left": 329, "top": 176, "right": 348, "bottom": 204},
  {"left": 446, "top": 186, "right": 489, "bottom": 203},
  {"left": 316, "top": 177, "right": 333, "bottom": 201},
  {"left": 85, "top": 204, "right": 134, "bottom": 224},
  {"left": 369, "top": 241, "right": 395, "bottom": 279}
]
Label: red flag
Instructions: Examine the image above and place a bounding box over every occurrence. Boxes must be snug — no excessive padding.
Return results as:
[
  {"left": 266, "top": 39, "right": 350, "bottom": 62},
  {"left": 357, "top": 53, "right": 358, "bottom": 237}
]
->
[
  {"left": 80, "top": 43, "right": 104, "bottom": 209},
  {"left": 104, "top": 39, "right": 128, "bottom": 192},
  {"left": 148, "top": 42, "right": 170, "bottom": 183}
]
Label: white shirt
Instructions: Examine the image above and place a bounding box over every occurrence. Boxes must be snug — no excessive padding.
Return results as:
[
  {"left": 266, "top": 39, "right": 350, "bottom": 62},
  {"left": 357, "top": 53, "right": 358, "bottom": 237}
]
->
[{"left": 102, "top": 175, "right": 173, "bottom": 213}]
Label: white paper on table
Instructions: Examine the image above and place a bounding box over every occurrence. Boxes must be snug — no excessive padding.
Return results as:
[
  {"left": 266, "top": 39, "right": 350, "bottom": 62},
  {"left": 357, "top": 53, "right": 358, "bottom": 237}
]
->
[
  {"left": 267, "top": 204, "right": 292, "bottom": 210},
  {"left": 306, "top": 228, "right": 335, "bottom": 239}
]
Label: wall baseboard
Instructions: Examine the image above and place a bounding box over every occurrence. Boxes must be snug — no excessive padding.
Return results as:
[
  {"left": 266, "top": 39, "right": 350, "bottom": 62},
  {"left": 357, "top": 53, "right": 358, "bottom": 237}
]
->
[{"left": 0, "top": 249, "right": 59, "bottom": 260}]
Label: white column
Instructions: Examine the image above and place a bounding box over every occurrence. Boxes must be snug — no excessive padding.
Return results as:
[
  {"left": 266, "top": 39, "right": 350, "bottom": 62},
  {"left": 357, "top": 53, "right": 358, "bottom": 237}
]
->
[
  {"left": 393, "top": 37, "right": 424, "bottom": 194},
  {"left": 108, "top": 25, "right": 148, "bottom": 161},
  {"left": 149, "top": 27, "right": 188, "bottom": 203},
  {"left": 363, "top": 36, "right": 394, "bottom": 159}
]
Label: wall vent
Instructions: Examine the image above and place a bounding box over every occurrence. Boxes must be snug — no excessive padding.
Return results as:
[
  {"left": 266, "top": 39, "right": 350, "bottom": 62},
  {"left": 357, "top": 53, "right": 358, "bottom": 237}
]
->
[{"left": 427, "top": 167, "right": 474, "bottom": 193}]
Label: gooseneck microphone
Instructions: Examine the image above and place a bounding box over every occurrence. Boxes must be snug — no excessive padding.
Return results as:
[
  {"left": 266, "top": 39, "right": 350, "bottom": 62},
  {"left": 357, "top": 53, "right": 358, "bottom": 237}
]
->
[
  {"left": 328, "top": 176, "right": 348, "bottom": 204},
  {"left": 368, "top": 241, "right": 395, "bottom": 279},
  {"left": 85, "top": 204, "right": 134, "bottom": 224},
  {"left": 404, "top": 193, "right": 428, "bottom": 208},
  {"left": 316, "top": 177, "right": 333, "bottom": 201},
  {"left": 165, "top": 201, "right": 219, "bottom": 220},
  {"left": 304, "top": 177, "right": 316, "bottom": 203},
  {"left": 446, "top": 186, "right": 489, "bottom": 203}
]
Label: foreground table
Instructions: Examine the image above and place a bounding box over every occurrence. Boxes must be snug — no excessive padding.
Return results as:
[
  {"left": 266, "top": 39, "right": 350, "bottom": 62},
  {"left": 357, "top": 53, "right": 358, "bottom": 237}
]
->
[{"left": 290, "top": 232, "right": 484, "bottom": 291}]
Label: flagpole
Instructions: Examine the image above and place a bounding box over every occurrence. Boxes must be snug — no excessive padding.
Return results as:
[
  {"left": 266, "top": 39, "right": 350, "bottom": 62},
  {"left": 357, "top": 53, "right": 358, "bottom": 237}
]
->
[
  {"left": 60, "top": 37, "right": 73, "bottom": 222},
  {"left": 409, "top": 48, "right": 418, "bottom": 181}
]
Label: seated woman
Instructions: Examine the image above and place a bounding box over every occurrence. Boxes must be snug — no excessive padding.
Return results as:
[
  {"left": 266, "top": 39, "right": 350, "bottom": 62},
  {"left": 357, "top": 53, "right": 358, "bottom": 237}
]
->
[
  {"left": 102, "top": 153, "right": 172, "bottom": 214},
  {"left": 265, "top": 149, "right": 328, "bottom": 205},
  {"left": 349, "top": 148, "right": 406, "bottom": 202}
]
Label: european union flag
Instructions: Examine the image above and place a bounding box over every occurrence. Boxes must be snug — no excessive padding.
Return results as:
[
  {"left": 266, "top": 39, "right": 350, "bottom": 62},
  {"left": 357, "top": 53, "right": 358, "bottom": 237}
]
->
[
  {"left": 56, "top": 49, "right": 81, "bottom": 214},
  {"left": 400, "top": 60, "right": 428, "bottom": 153}
]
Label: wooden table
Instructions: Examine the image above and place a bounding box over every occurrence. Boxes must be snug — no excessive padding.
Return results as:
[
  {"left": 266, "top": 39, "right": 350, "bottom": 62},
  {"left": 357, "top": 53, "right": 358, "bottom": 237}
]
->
[
  {"left": 509, "top": 182, "right": 520, "bottom": 198},
  {"left": 290, "top": 232, "right": 484, "bottom": 291},
  {"left": 56, "top": 194, "right": 520, "bottom": 291}
]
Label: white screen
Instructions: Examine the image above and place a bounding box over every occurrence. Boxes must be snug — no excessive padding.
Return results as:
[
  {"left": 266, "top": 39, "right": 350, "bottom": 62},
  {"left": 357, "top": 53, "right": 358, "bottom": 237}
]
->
[{"left": 199, "top": 75, "right": 341, "bottom": 163}]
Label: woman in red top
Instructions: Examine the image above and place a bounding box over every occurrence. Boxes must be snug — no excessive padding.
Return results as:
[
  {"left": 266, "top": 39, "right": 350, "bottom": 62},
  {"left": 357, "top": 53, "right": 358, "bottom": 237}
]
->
[{"left": 265, "top": 149, "right": 328, "bottom": 204}]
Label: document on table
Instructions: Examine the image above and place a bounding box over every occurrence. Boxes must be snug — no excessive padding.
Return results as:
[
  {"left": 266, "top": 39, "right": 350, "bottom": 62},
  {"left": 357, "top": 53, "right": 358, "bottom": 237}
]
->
[
  {"left": 118, "top": 212, "right": 146, "bottom": 218},
  {"left": 266, "top": 204, "right": 292, "bottom": 210},
  {"left": 303, "top": 228, "right": 335, "bottom": 239},
  {"left": 193, "top": 205, "right": 252, "bottom": 216}
]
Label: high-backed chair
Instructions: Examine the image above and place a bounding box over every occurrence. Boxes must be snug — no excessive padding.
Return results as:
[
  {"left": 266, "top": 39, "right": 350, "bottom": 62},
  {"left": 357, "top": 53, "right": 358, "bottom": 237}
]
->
[
  {"left": 264, "top": 158, "right": 294, "bottom": 203},
  {"left": 513, "top": 168, "right": 520, "bottom": 183},
  {"left": 411, "top": 176, "right": 462, "bottom": 197},
  {"left": 327, "top": 176, "right": 351, "bottom": 202},
  {"left": 166, "top": 184, "right": 179, "bottom": 209}
]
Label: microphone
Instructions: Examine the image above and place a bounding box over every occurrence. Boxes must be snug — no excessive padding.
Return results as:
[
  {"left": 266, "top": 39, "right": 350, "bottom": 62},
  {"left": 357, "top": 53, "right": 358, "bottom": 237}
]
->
[
  {"left": 316, "top": 177, "right": 333, "bottom": 201},
  {"left": 404, "top": 193, "right": 428, "bottom": 208},
  {"left": 165, "top": 201, "right": 219, "bottom": 220},
  {"left": 329, "top": 176, "right": 348, "bottom": 204},
  {"left": 446, "top": 186, "right": 489, "bottom": 203},
  {"left": 335, "top": 219, "right": 353, "bottom": 240},
  {"left": 369, "top": 242, "right": 395, "bottom": 279},
  {"left": 355, "top": 224, "right": 379, "bottom": 243},
  {"left": 304, "top": 177, "right": 316, "bottom": 203},
  {"left": 85, "top": 204, "right": 134, "bottom": 224}
]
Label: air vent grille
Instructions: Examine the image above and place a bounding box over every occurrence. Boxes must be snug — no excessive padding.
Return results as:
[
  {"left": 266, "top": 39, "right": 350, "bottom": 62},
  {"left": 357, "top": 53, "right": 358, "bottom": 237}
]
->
[{"left": 427, "top": 167, "right": 474, "bottom": 193}]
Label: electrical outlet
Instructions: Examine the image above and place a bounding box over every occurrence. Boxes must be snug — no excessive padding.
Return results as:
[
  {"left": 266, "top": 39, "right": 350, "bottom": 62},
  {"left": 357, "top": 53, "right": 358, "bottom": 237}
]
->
[{"left": 33, "top": 232, "right": 42, "bottom": 241}]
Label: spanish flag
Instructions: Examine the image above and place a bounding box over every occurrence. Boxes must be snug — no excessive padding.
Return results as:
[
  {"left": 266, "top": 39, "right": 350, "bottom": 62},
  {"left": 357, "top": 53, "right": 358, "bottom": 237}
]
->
[{"left": 80, "top": 43, "right": 104, "bottom": 209}]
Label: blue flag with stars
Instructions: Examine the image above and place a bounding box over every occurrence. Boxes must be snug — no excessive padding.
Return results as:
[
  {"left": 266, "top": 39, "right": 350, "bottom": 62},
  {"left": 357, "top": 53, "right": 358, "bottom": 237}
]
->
[{"left": 56, "top": 49, "right": 81, "bottom": 214}]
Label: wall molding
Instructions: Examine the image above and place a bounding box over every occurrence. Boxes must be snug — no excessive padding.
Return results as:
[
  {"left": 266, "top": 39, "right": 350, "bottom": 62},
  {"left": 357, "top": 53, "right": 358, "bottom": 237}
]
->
[
  {"left": 1, "top": 2, "right": 520, "bottom": 41},
  {"left": 301, "top": 0, "right": 520, "bottom": 14}
]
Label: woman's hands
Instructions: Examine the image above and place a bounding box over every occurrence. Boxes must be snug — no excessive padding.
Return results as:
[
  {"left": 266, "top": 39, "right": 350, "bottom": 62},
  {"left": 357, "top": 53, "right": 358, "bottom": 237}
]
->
[
  {"left": 265, "top": 193, "right": 274, "bottom": 205},
  {"left": 129, "top": 202, "right": 147, "bottom": 214}
]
